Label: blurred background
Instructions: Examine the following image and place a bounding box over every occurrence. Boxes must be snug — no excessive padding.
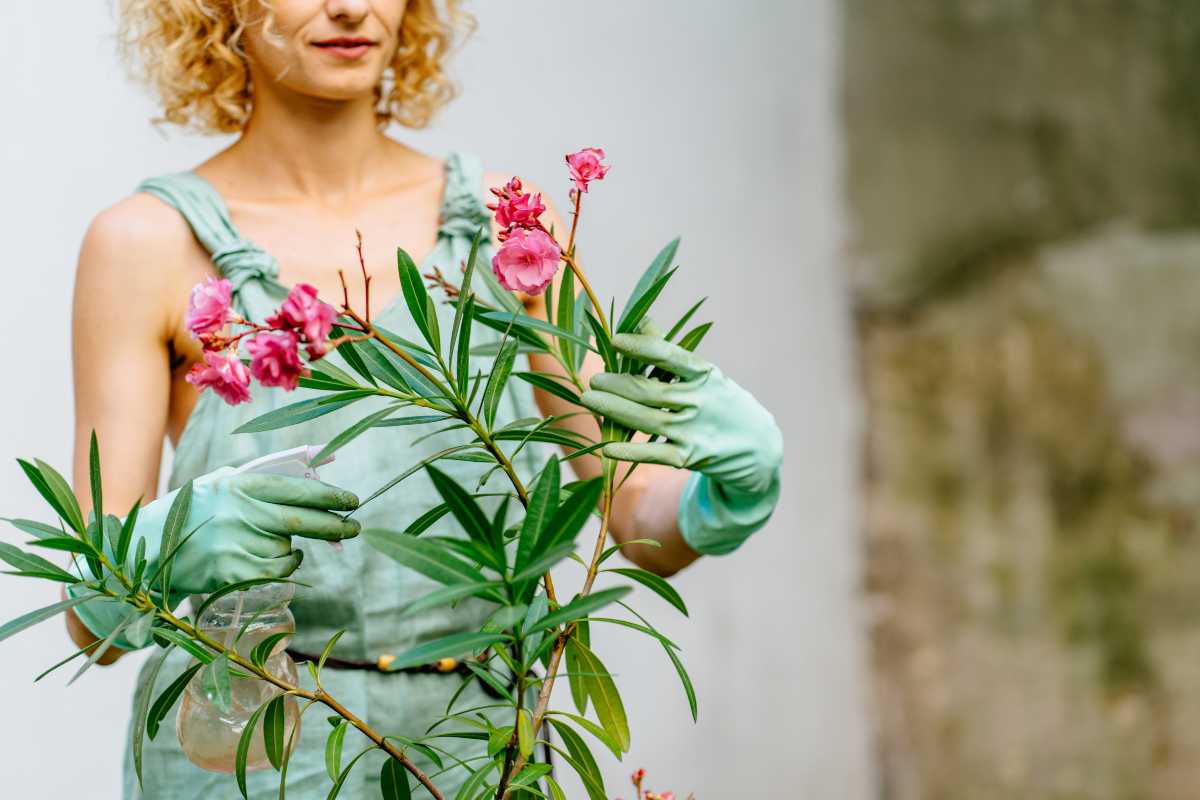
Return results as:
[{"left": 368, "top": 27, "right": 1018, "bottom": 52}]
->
[{"left": 8, "top": 1, "right": 1197, "bottom": 799}]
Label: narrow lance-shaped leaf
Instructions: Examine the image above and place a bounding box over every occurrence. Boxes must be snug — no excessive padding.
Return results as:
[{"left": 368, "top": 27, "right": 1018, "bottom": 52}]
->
[
  {"left": 0, "top": 542, "right": 77, "bottom": 582},
  {"left": 556, "top": 265, "right": 576, "bottom": 367},
  {"left": 363, "top": 529, "right": 493, "bottom": 589},
  {"left": 381, "top": 631, "right": 507, "bottom": 672},
  {"left": 617, "top": 266, "right": 678, "bottom": 336},
  {"left": 397, "top": 247, "right": 440, "bottom": 353},
  {"left": 0, "top": 592, "right": 99, "bottom": 644},
  {"left": 380, "top": 757, "right": 413, "bottom": 800},
  {"left": 234, "top": 391, "right": 374, "bottom": 434},
  {"left": 455, "top": 293, "right": 475, "bottom": 400},
  {"left": 263, "top": 694, "right": 287, "bottom": 770},
  {"left": 448, "top": 226, "right": 483, "bottom": 360},
  {"left": 89, "top": 431, "right": 103, "bottom": 525},
  {"left": 156, "top": 481, "right": 194, "bottom": 602},
  {"left": 18, "top": 459, "right": 85, "bottom": 534},
  {"left": 236, "top": 700, "right": 272, "bottom": 799},
  {"left": 325, "top": 719, "right": 348, "bottom": 782},
  {"left": 147, "top": 662, "right": 204, "bottom": 740},
  {"left": 547, "top": 719, "right": 607, "bottom": 800},
  {"left": 603, "top": 566, "right": 688, "bottom": 616},
  {"left": 481, "top": 337, "right": 518, "bottom": 430},
  {"left": 132, "top": 647, "right": 171, "bottom": 788},
  {"left": 312, "top": 404, "right": 402, "bottom": 465},
  {"left": 531, "top": 587, "right": 631, "bottom": 633},
  {"left": 426, "top": 465, "right": 503, "bottom": 563},
  {"left": 617, "top": 236, "right": 680, "bottom": 333},
  {"left": 567, "top": 639, "right": 630, "bottom": 752},
  {"left": 116, "top": 499, "right": 141, "bottom": 567}
]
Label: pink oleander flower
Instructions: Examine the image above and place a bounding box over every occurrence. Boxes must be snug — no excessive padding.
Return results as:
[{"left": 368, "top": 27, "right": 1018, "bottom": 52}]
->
[
  {"left": 566, "top": 147, "right": 610, "bottom": 193},
  {"left": 245, "top": 331, "right": 307, "bottom": 391},
  {"left": 491, "top": 227, "right": 561, "bottom": 295},
  {"left": 186, "top": 351, "right": 251, "bottom": 405},
  {"left": 267, "top": 283, "right": 336, "bottom": 358},
  {"left": 490, "top": 188, "right": 546, "bottom": 230},
  {"left": 185, "top": 277, "right": 234, "bottom": 339}
]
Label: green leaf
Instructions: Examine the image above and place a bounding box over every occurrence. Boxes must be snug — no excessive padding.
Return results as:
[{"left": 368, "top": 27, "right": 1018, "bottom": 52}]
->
[
  {"left": 234, "top": 391, "right": 374, "bottom": 434},
  {"left": 453, "top": 759, "right": 497, "bottom": 800},
  {"left": 237, "top": 700, "right": 271, "bottom": 799},
  {"left": 330, "top": 331, "right": 378, "bottom": 387},
  {"left": 449, "top": 227, "right": 483, "bottom": 362},
  {"left": 511, "top": 762, "right": 553, "bottom": 789},
  {"left": 547, "top": 720, "right": 606, "bottom": 800},
  {"left": 327, "top": 745, "right": 377, "bottom": 800},
  {"left": 565, "top": 621, "right": 589, "bottom": 715},
  {"left": 665, "top": 297, "right": 707, "bottom": 342},
  {"left": 426, "top": 465, "right": 503, "bottom": 562},
  {"left": 513, "top": 372, "right": 581, "bottom": 405},
  {"left": 318, "top": 629, "right": 346, "bottom": 675},
  {"left": 515, "top": 458, "right": 560, "bottom": 576},
  {"left": 325, "top": 720, "right": 348, "bottom": 782},
  {"left": 602, "top": 567, "right": 688, "bottom": 616},
  {"left": 147, "top": 662, "right": 203, "bottom": 740},
  {"left": 567, "top": 640, "right": 630, "bottom": 752},
  {"left": 312, "top": 404, "right": 403, "bottom": 464},
  {"left": 156, "top": 481, "right": 194, "bottom": 601},
  {"left": 509, "top": 543, "right": 576, "bottom": 586},
  {"left": 584, "top": 312, "right": 616, "bottom": 371},
  {"left": 364, "top": 529, "right": 493, "bottom": 589},
  {"left": 618, "top": 266, "right": 678, "bottom": 336},
  {"left": 556, "top": 266, "right": 577, "bottom": 367},
  {"left": 205, "top": 653, "right": 233, "bottom": 714},
  {"left": 151, "top": 628, "right": 215, "bottom": 665},
  {"left": 664, "top": 635, "right": 698, "bottom": 722},
  {"left": 533, "top": 477, "right": 603, "bottom": 557},
  {"left": 4, "top": 517, "right": 61, "bottom": 540},
  {"left": 676, "top": 321, "right": 712, "bottom": 353},
  {"left": 68, "top": 608, "right": 136, "bottom": 685},
  {"left": 27, "top": 536, "right": 95, "bottom": 557},
  {"left": 357, "top": 445, "right": 478, "bottom": 510},
  {"left": 481, "top": 338, "right": 518, "bottom": 431},
  {"left": 382, "top": 631, "right": 507, "bottom": 672},
  {"left": 404, "top": 503, "right": 451, "bottom": 537},
  {"left": 545, "top": 775, "right": 567, "bottom": 800},
  {"left": 471, "top": 304, "right": 550, "bottom": 352},
  {"left": 116, "top": 499, "right": 141, "bottom": 567},
  {"left": 132, "top": 647, "right": 170, "bottom": 788},
  {"left": 531, "top": 587, "right": 631, "bottom": 633},
  {"left": 618, "top": 237, "right": 680, "bottom": 333},
  {"left": 397, "top": 247, "right": 441, "bottom": 352},
  {"left": 89, "top": 431, "right": 103, "bottom": 524},
  {"left": 18, "top": 459, "right": 84, "bottom": 534},
  {"left": 372, "top": 324, "right": 442, "bottom": 368},
  {"left": 544, "top": 711, "right": 623, "bottom": 760},
  {"left": 125, "top": 610, "right": 157, "bottom": 649},
  {"left": 517, "top": 709, "right": 534, "bottom": 758},
  {"left": 264, "top": 694, "right": 287, "bottom": 770},
  {"left": 462, "top": 659, "right": 515, "bottom": 702},
  {"left": 0, "top": 592, "right": 98, "bottom": 644},
  {"left": 0, "top": 541, "right": 76, "bottom": 582},
  {"left": 252, "top": 631, "right": 291, "bottom": 669},
  {"left": 380, "top": 757, "right": 413, "bottom": 800},
  {"left": 455, "top": 294, "right": 477, "bottom": 400},
  {"left": 401, "top": 580, "right": 505, "bottom": 616},
  {"left": 354, "top": 340, "right": 416, "bottom": 394},
  {"left": 479, "top": 311, "right": 594, "bottom": 352}
]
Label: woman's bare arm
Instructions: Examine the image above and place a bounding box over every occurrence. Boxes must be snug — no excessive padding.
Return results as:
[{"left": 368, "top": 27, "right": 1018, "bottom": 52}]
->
[{"left": 64, "top": 195, "right": 203, "bottom": 660}]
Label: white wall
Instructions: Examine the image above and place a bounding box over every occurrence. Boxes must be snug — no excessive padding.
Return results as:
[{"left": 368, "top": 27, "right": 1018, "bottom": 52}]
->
[{"left": 0, "top": 1, "right": 872, "bottom": 797}]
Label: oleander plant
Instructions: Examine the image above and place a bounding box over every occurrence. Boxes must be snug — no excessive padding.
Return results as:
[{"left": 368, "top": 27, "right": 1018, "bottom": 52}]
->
[{"left": 1, "top": 149, "right": 705, "bottom": 798}]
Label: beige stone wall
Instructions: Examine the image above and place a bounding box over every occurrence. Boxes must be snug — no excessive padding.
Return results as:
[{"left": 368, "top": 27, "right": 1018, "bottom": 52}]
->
[{"left": 846, "top": 3, "right": 1200, "bottom": 798}]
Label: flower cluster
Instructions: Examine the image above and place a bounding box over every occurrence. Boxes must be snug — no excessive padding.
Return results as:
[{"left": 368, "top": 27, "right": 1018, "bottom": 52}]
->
[
  {"left": 183, "top": 277, "right": 335, "bottom": 404},
  {"left": 614, "top": 768, "right": 686, "bottom": 800},
  {"left": 488, "top": 147, "right": 610, "bottom": 296}
]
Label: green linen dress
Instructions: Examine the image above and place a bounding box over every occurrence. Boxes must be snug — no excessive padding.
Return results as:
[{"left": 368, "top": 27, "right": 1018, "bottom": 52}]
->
[{"left": 123, "top": 152, "right": 541, "bottom": 798}]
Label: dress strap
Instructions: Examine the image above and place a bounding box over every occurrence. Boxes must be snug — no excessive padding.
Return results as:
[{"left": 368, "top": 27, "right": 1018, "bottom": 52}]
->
[
  {"left": 136, "top": 173, "right": 281, "bottom": 298},
  {"left": 436, "top": 152, "right": 491, "bottom": 241}
]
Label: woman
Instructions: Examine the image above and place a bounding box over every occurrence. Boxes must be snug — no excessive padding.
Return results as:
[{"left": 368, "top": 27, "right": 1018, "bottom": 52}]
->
[{"left": 68, "top": 1, "right": 783, "bottom": 796}]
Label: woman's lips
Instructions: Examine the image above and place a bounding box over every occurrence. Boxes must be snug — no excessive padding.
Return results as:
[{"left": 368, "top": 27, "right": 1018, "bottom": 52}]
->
[{"left": 312, "top": 38, "right": 377, "bottom": 61}]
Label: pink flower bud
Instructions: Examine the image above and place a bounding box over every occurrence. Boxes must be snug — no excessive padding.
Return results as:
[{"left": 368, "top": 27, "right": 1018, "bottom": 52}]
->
[
  {"left": 491, "top": 227, "right": 561, "bottom": 295},
  {"left": 266, "top": 283, "right": 336, "bottom": 358},
  {"left": 245, "top": 331, "right": 307, "bottom": 391},
  {"left": 185, "top": 351, "right": 251, "bottom": 405},
  {"left": 491, "top": 190, "right": 546, "bottom": 230},
  {"left": 185, "top": 277, "right": 234, "bottom": 339},
  {"left": 565, "top": 147, "right": 611, "bottom": 193}
]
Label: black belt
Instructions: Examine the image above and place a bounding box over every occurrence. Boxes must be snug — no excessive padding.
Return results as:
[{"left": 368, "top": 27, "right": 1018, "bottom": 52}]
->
[{"left": 285, "top": 648, "right": 510, "bottom": 700}]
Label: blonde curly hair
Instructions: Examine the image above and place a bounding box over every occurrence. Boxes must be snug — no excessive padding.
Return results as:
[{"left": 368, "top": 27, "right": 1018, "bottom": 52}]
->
[{"left": 118, "top": 0, "right": 471, "bottom": 133}]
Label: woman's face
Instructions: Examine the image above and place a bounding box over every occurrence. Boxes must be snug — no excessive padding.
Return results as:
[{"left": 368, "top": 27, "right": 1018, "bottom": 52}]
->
[{"left": 243, "top": 0, "right": 408, "bottom": 104}]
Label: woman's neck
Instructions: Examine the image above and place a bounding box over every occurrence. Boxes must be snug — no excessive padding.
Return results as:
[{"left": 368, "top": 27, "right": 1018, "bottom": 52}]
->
[{"left": 215, "top": 85, "right": 417, "bottom": 204}]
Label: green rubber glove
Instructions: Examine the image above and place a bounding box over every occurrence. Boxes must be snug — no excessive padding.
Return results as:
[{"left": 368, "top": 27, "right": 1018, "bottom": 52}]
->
[
  {"left": 580, "top": 333, "right": 783, "bottom": 555},
  {"left": 71, "top": 466, "right": 360, "bottom": 649}
]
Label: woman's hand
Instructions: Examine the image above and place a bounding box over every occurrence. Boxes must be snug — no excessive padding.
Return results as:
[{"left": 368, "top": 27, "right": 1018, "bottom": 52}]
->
[
  {"left": 70, "top": 466, "right": 360, "bottom": 649},
  {"left": 580, "top": 333, "right": 783, "bottom": 556},
  {"left": 580, "top": 333, "right": 783, "bottom": 494}
]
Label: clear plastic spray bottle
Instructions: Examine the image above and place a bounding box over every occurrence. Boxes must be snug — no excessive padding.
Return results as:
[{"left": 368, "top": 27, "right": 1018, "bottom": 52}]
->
[{"left": 175, "top": 445, "right": 334, "bottom": 773}]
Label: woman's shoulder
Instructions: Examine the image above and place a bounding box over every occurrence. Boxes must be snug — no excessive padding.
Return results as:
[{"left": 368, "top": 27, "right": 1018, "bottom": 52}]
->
[{"left": 77, "top": 188, "right": 208, "bottom": 305}]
